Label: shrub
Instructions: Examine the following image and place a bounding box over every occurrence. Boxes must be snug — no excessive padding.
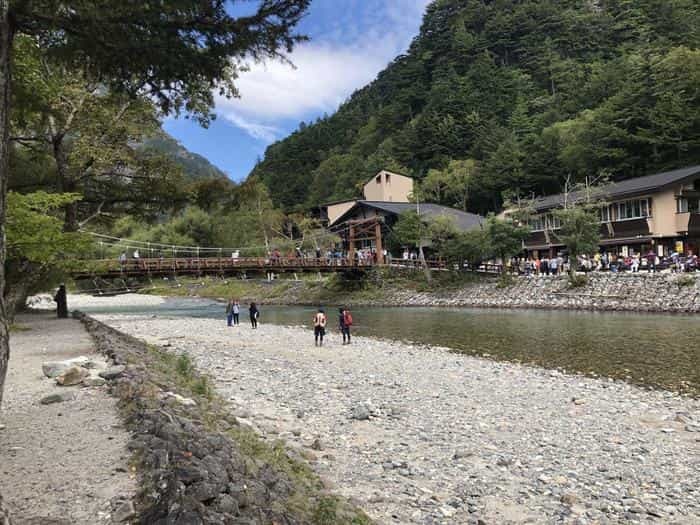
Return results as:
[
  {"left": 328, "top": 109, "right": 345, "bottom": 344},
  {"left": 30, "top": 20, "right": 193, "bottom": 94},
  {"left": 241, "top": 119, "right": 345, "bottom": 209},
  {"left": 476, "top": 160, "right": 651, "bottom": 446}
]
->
[
  {"left": 677, "top": 274, "right": 696, "bottom": 288},
  {"left": 568, "top": 274, "right": 588, "bottom": 288}
]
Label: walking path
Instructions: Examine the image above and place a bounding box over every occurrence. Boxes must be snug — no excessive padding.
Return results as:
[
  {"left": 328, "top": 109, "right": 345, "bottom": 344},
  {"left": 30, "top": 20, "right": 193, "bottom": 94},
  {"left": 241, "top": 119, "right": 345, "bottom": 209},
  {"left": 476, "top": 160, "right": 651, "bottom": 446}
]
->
[
  {"left": 0, "top": 313, "right": 135, "bottom": 524},
  {"left": 95, "top": 313, "right": 700, "bottom": 525}
]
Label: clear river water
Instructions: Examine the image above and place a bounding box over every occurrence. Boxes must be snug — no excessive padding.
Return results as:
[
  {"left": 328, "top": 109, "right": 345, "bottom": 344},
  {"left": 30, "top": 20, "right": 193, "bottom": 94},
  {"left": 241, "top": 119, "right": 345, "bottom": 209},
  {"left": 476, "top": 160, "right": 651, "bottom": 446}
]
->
[{"left": 80, "top": 297, "right": 700, "bottom": 396}]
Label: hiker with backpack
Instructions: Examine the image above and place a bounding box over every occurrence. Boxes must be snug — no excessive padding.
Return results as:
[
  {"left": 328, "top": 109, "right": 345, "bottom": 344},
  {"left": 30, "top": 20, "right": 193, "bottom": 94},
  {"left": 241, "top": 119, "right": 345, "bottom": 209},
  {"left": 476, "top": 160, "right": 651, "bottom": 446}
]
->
[
  {"left": 339, "top": 306, "right": 353, "bottom": 344},
  {"left": 313, "top": 308, "right": 327, "bottom": 347}
]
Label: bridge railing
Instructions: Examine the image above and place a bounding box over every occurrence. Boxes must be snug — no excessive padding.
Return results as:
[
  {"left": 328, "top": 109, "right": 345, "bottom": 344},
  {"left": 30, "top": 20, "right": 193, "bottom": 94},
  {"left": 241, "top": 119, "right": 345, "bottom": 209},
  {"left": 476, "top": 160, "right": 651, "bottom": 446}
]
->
[{"left": 72, "top": 255, "right": 451, "bottom": 277}]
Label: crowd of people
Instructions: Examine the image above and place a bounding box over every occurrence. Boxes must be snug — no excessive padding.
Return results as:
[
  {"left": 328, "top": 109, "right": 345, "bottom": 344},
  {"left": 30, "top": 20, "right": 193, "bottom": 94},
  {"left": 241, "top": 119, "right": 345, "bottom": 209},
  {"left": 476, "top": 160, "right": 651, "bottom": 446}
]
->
[
  {"left": 508, "top": 250, "right": 700, "bottom": 275},
  {"left": 224, "top": 298, "right": 353, "bottom": 347}
]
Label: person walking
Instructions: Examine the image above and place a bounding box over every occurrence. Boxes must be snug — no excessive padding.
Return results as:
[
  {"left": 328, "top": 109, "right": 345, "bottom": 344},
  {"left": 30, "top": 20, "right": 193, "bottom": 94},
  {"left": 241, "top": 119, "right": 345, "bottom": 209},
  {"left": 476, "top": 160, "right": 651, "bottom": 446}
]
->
[
  {"left": 232, "top": 300, "right": 240, "bottom": 325},
  {"left": 249, "top": 302, "right": 259, "bottom": 329},
  {"left": 226, "top": 298, "right": 234, "bottom": 326},
  {"left": 313, "top": 308, "right": 327, "bottom": 347},
  {"left": 339, "top": 306, "right": 352, "bottom": 344}
]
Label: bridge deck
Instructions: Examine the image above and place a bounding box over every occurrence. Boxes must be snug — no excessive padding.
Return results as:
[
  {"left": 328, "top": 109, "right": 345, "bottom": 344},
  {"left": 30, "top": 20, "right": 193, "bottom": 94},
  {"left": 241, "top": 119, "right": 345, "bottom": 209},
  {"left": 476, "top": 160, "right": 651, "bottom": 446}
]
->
[{"left": 70, "top": 256, "right": 443, "bottom": 279}]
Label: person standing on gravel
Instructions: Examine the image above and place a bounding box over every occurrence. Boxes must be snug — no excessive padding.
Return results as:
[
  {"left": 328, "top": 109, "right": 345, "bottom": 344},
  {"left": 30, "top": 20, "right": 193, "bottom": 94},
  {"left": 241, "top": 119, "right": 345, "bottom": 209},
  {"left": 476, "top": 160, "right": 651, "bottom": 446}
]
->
[
  {"left": 226, "top": 298, "right": 234, "bottom": 327},
  {"left": 249, "top": 302, "right": 259, "bottom": 329},
  {"left": 232, "top": 300, "right": 240, "bottom": 325},
  {"left": 339, "top": 307, "right": 352, "bottom": 344},
  {"left": 313, "top": 308, "right": 327, "bottom": 347}
]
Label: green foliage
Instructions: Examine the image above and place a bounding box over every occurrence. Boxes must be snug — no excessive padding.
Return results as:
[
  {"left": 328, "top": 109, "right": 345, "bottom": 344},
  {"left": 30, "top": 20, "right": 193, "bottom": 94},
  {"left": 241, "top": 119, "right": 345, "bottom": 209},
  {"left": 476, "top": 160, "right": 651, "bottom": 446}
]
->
[
  {"left": 6, "top": 191, "right": 90, "bottom": 267},
  {"left": 484, "top": 216, "right": 528, "bottom": 262},
  {"left": 391, "top": 210, "right": 429, "bottom": 248},
  {"left": 552, "top": 206, "right": 602, "bottom": 267},
  {"left": 439, "top": 228, "right": 490, "bottom": 269},
  {"left": 416, "top": 159, "right": 477, "bottom": 211},
  {"left": 252, "top": 0, "right": 700, "bottom": 212},
  {"left": 139, "top": 133, "right": 229, "bottom": 181},
  {"left": 11, "top": 0, "right": 310, "bottom": 125}
]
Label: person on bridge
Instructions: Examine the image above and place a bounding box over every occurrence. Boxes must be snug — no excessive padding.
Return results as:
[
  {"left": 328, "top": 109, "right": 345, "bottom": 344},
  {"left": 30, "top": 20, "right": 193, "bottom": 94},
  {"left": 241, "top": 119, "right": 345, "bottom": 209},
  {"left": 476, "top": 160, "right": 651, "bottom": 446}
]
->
[
  {"left": 313, "top": 308, "right": 327, "bottom": 346},
  {"left": 53, "top": 284, "right": 68, "bottom": 319},
  {"left": 249, "top": 302, "right": 259, "bottom": 329}
]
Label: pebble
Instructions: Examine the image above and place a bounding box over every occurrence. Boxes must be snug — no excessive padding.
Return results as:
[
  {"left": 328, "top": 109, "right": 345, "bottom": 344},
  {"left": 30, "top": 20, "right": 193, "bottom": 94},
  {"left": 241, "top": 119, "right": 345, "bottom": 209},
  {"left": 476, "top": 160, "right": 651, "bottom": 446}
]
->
[{"left": 95, "top": 313, "right": 700, "bottom": 525}]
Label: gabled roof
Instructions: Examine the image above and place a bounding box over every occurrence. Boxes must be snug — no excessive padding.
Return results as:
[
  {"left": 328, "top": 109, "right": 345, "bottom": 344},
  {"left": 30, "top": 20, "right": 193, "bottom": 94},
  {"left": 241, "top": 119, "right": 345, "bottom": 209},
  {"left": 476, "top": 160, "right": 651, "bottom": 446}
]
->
[
  {"left": 362, "top": 169, "right": 413, "bottom": 186},
  {"left": 333, "top": 200, "right": 484, "bottom": 232},
  {"left": 532, "top": 165, "right": 700, "bottom": 211}
]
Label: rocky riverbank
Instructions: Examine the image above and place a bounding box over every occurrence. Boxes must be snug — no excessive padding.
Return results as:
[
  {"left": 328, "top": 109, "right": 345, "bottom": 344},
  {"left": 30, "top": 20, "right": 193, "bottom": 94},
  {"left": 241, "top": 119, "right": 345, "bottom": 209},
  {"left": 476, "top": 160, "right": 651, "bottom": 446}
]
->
[
  {"left": 137, "top": 271, "right": 700, "bottom": 314},
  {"left": 78, "top": 313, "right": 370, "bottom": 524},
  {"left": 93, "top": 313, "right": 700, "bottom": 524}
]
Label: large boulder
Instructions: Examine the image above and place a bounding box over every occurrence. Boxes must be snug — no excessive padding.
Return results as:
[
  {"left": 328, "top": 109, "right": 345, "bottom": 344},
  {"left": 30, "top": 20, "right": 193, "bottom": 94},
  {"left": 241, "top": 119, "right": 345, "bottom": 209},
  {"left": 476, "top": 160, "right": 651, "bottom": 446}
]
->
[
  {"left": 55, "top": 366, "right": 89, "bottom": 386},
  {"left": 42, "top": 356, "right": 89, "bottom": 378}
]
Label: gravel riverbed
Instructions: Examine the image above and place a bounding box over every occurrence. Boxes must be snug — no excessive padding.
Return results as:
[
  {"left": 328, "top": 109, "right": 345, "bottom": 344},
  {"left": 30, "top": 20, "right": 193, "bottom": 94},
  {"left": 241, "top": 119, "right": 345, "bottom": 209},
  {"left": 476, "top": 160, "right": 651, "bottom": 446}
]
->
[{"left": 90, "top": 310, "right": 700, "bottom": 525}]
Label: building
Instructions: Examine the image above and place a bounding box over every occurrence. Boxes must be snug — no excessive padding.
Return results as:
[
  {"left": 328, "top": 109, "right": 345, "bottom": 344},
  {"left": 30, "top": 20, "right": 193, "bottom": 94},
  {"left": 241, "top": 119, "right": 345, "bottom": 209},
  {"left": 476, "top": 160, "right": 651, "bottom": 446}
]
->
[
  {"left": 320, "top": 169, "right": 484, "bottom": 260},
  {"left": 322, "top": 170, "right": 414, "bottom": 225},
  {"left": 518, "top": 165, "right": 700, "bottom": 258}
]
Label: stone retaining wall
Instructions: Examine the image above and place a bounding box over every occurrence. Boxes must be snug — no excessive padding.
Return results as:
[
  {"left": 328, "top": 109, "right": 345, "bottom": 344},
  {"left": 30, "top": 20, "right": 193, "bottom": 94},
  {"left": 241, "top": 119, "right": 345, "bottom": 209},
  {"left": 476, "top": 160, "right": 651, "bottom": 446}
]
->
[{"left": 379, "top": 273, "right": 700, "bottom": 313}]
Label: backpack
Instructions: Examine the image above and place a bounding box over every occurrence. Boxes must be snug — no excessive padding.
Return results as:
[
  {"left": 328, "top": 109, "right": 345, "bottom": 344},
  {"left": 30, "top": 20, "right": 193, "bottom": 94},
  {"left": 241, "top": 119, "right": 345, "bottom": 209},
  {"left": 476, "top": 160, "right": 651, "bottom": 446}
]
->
[{"left": 343, "top": 311, "right": 353, "bottom": 326}]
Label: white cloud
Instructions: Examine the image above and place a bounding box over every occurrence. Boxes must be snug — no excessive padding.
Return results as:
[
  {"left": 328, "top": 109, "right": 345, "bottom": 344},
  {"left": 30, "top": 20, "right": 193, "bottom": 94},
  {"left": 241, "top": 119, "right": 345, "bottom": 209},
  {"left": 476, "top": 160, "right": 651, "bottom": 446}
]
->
[
  {"left": 222, "top": 112, "right": 280, "bottom": 142},
  {"left": 216, "top": 0, "right": 431, "bottom": 141}
]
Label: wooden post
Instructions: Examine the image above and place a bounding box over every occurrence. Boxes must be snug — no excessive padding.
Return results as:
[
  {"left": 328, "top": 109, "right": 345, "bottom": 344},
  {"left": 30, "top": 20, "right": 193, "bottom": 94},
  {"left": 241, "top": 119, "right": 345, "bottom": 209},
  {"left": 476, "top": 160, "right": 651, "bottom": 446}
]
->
[
  {"left": 375, "top": 220, "right": 383, "bottom": 266},
  {"left": 348, "top": 222, "right": 356, "bottom": 267}
]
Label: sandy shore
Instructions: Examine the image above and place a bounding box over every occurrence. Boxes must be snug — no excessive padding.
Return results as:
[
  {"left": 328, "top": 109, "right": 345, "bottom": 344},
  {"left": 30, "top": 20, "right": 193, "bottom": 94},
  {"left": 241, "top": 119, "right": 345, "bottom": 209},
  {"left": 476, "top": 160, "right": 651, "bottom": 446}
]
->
[{"left": 91, "top": 310, "right": 700, "bottom": 525}]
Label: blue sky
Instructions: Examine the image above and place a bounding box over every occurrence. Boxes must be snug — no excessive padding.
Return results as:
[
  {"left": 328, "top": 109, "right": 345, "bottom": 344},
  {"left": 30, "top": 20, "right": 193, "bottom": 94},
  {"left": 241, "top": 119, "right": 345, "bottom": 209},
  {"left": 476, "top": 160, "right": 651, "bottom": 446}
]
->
[{"left": 163, "top": 0, "right": 431, "bottom": 181}]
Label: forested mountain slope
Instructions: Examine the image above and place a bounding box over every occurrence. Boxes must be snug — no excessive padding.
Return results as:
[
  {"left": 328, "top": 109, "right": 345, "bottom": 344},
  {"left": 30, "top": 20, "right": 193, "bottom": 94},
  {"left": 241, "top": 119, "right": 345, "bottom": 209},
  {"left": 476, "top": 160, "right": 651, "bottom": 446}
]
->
[
  {"left": 251, "top": 0, "right": 700, "bottom": 213},
  {"left": 140, "top": 132, "right": 230, "bottom": 181}
]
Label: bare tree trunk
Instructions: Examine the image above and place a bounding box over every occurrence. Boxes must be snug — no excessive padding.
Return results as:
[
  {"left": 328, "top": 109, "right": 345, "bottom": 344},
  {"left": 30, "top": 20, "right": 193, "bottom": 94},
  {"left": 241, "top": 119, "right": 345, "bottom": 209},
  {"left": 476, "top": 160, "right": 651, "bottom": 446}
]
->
[
  {"left": 418, "top": 244, "right": 432, "bottom": 282},
  {"left": 0, "top": 0, "right": 14, "bottom": 409}
]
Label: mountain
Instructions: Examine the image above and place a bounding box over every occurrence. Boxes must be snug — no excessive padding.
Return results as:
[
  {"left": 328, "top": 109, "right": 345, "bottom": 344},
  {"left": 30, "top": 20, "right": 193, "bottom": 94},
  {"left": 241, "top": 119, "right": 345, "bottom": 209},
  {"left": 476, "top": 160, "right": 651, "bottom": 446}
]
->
[
  {"left": 250, "top": 0, "right": 700, "bottom": 213},
  {"left": 140, "top": 132, "right": 230, "bottom": 181}
]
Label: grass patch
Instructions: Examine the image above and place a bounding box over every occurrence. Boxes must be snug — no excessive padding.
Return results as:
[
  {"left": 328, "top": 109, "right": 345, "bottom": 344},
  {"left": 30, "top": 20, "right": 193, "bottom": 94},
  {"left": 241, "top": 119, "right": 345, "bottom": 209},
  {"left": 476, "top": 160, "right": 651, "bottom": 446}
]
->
[
  {"left": 677, "top": 274, "right": 696, "bottom": 288},
  {"left": 496, "top": 272, "right": 516, "bottom": 288},
  {"left": 9, "top": 323, "right": 31, "bottom": 332}
]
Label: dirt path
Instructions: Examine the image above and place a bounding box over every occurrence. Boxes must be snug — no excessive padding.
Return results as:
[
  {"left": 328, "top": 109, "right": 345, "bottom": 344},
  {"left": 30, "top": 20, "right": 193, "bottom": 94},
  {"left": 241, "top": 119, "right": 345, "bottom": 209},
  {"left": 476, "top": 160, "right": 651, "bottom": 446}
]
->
[{"left": 0, "top": 313, "right": 136, "bottom": 524}]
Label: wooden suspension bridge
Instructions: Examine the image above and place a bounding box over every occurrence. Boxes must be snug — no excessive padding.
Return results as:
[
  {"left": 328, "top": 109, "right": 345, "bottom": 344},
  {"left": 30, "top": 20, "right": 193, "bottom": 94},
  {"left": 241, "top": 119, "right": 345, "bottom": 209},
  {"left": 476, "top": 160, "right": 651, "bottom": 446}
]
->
[{"left": 69, "top": 255, "right": 448, "bottom": 280}]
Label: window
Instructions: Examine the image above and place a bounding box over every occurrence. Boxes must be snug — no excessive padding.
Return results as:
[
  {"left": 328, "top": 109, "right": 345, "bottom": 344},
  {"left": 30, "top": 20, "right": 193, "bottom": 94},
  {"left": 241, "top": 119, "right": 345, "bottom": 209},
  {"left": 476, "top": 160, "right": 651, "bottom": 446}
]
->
[
  {"left": 678, "top": 197, "right": 700, "bottom": 213},
  {"left": 600, "top": 205, "right": 611, "bottom": 222},
  {"left": 617, "top": 198, "right": 650, "bottom": 220},
  {"left": 375, "top": 176, "right": 381, "bottom": 184},
  {"left": 547, "top": 214, "right": 562, "bottom": 230},
  {"left": 529, "top": 215, "right": 545, "bottom": 231},
  {"left": 385, "top": 173, "right": 391, "bottom": 183}
]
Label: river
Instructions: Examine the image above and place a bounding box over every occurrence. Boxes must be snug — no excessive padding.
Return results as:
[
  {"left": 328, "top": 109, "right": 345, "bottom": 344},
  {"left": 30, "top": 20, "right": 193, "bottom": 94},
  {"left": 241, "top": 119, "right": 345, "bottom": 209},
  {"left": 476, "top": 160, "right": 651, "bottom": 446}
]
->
[{"left": 74, "top": 296, "right": 700, "bottom": 396}]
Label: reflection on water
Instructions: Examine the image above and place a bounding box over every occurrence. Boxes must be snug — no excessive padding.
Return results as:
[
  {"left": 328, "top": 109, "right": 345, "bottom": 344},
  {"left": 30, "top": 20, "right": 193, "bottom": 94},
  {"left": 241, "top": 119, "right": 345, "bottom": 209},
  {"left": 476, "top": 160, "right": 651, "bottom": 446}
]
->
[{"left": 79, "top": 297, "right": 700, "bottom": 396}]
